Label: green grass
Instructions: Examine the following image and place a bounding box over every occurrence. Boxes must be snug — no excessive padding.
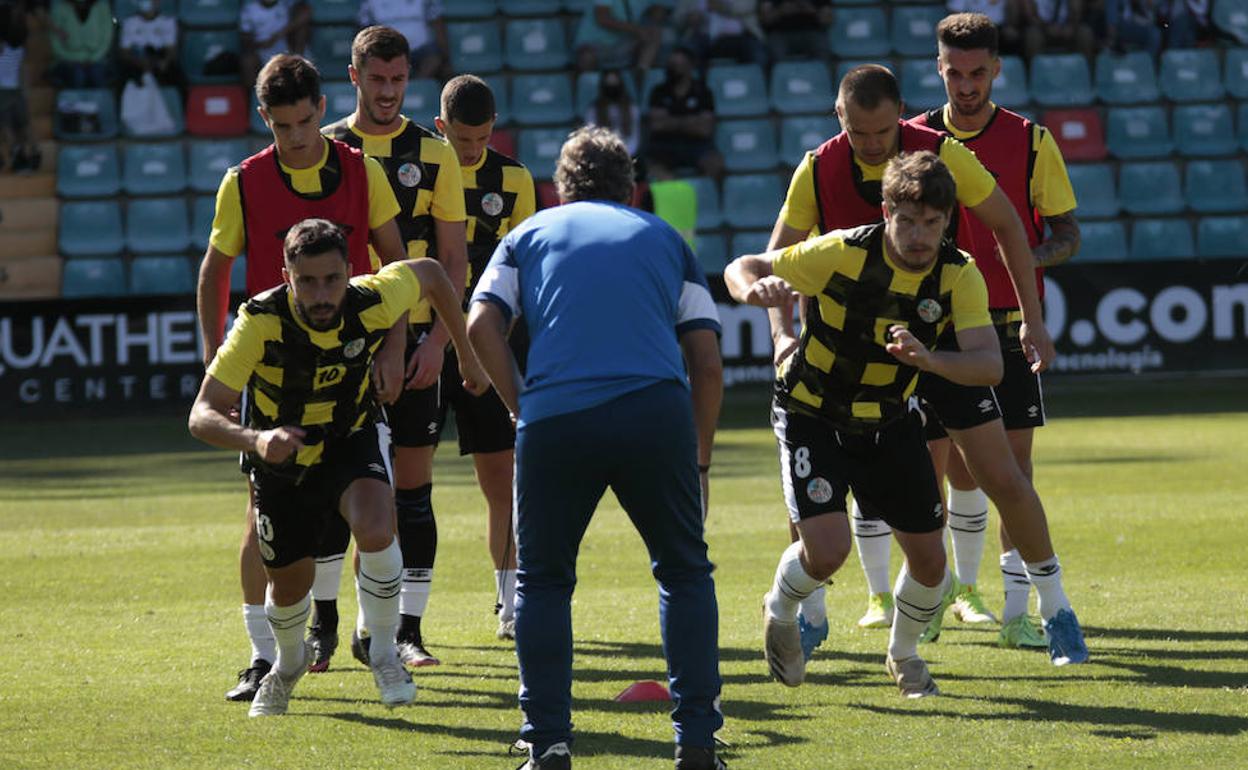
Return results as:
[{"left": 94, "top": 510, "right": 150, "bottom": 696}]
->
[{"left": 1, "top": 379, "right": 1246, "bottom": 768}]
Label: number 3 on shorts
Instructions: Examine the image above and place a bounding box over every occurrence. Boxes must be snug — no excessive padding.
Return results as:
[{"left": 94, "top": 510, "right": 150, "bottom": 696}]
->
[
  {"left": 256, "top": 513, "right": 276, "bottom": 562},
  {"left": 794, "top": 446, "right": 811, "bottom": 478}
]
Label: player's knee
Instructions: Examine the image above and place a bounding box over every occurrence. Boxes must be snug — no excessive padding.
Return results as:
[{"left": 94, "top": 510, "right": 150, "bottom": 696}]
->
[
  {"left": 804, "top": 543, "right": 850, "bottom": 580},
  {"left": 396, "top": 484, "right": 434, "bottom": 527}
]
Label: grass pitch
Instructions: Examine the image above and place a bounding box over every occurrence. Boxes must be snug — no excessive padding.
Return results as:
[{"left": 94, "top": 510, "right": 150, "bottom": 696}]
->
[{"left": 1, "top": 379, "right": 1246, "bottom": 768}]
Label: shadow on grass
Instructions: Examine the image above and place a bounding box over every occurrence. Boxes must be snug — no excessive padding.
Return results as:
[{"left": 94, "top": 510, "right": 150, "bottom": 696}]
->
[{"left": 1082, "top": 626, "right": 1248, "bottom": 643}]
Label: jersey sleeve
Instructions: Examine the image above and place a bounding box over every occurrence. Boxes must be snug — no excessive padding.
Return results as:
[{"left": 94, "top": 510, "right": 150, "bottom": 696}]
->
[
  {"left": 677, "top": 241, "right": 721, "bottom": 336},
  {"left": 1030, "top": 126, "right": 1078, "bottom": 217},
  {"left": 364, "top": 156, "right": 402, "bottom": 230},
  {"left": 940, "top": 139, "right": 996, "bottom": 209},
  {"left": 430, "top": 141, "right": 467, "bottom": 222},
  {"left": 771, "top": 232, "right": 845, "bottom": 296},
  {"left": 471, "top": 234, "right": 521, "bottom": 325},
  {"left": 208, "top": 169, "right": 245, "bottom": 258},
  {"left": 206, "top": 303, "right": 265, "bottom": 391},
  {"left": 950, "top": 260, "right": 993, "bottom": 331},
  {"left": 778, "top": 152, "right": 820, "bottom": 234},
  {"left": 508, "top": 165, "right": 537, "bottom": 229},
  {"left": 356, "top": 261, "right": 424, "bottom": 327}
]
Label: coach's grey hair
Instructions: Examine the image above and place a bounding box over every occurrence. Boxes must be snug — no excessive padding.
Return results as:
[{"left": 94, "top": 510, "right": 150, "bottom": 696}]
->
[{"left": 553, "top": 126, "right": 634, "bottom": 205}]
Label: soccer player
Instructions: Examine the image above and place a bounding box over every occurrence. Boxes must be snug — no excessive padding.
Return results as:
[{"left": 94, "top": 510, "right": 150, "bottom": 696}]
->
[
  {"left": 467, "top": 127, "right": 726, "bottom": 770},
  {"left": 189, "top": 218, "right": 487, "bottom": 717},
  {"left": 196, "top": 53, "right": 410, "bottom": 702},
  {"left": 911, "top": 12, "right": 1082, "bottom": 648},
  {"left": 726, "top": 151, "right": 1002, "bottom": 697},
  {"left": 317, "top": 25, "right": 468, "bottom": 670},
  {"left": 433, "top": 74, "right": 536, "bottom": 641}
]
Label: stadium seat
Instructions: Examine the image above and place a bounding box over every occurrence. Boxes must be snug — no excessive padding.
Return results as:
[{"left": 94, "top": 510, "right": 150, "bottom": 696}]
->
[
  {"left": 890, "top": 6, "right": 944, "bottom": 57},
  {"left": 53, "top": 88, "right": 118, "bottom": 140},
  {"left": 730, "top": 230, "right": 773, "bottom": 259},
  {"left": 1067, "top": 163, "right": 1118, "bottom": 219},
  {"left": 1095, "top": 51, "right": 1159, "bottom": 105},
  {"left": 1214, "top": 0, "right": 1248, "bottom": 42},
  {"left": 447, "top": 21, "right": 503, "bottom": 74},
  {"left": 1029, "top": 54, "right": 1093, "bottom": 107},
  {"left": 189, "top": 138, "right": 249, "bottom": 193},
  {"left": 1119, "top": 162, "right": 1184, "bottom": 215},
  {"left": 716, "top": 119, "right": 779, "bottom": 172},
  {"left": 179, "top": 0, "right": 240, "bottom": 27},
  {"left": 707, "top": 64, "right": 769, "bottom": 118},
  {"left": 504, "top": 17, "right": 569, "bottom": 70},
  {"left": 123, "top": 141, "right": 188, "bottom": 196},
  {"left": 443, "top": 0, "right": 497, "bottom": 17},
  {"left": 484, "top": 74, "right": 510, "bottom": 125},
  {"left": 835, "top": 59, "right": 895, "bottom": 85},
  {"left": 829, "top": 7, "right": 889, "bottom": 58},
  {"left": 510, "top": 73, "right": 574, "bottom": 126},
  {"left": 59, "top": 201, "right": 124, "bottom": 257},
  {"left": 1239, "top": 103, "right": 1248, "bottom": 151},
  {"left": 993, "top": 56, "right": 1030, "bottom": 108},
  {"left": 126, "top": 197, "right": 191, "bottom": 254},
  {"left": 186, "top": 85, "right": 249, "bottom": 137},
  {"left": 323, "top": 81, "right": 359, "bottom": 121},
  {"left": 1173, "top": 103, "right": 1238, "bottom": 157},
  {"left": 310, "top": 26, "right": 356, "bottom": 80},
  {"left": 490, "top": 127, "right": 516, "bottom": 158},
  {"left": 62, "top": 257, "right": 126, "bottom": 297},
  {"left": 1225, "top": 48, "right": 1248, "bottom": 100},
  {"left": 56, "top": 145, "right": 121, "bottom": 198},
  {"left": 1184, "top": 159, "right": 1248, "bottom": 213},
  {"left": 182, "top": 29, "right": 241, "bottom": 85},
  {"left": 686, "top": 176, "right": 722, "bottom": 230},
  {"left": 518, "top": 126, "right": 571, "bottom": 179},
  {"left": 1106, "top": 106, "right": 1172, "bottom": 159},
  {"left": 770, "top": 61, "right": 833, "bottom": 115},
  {"left": 405, "top": 78, "right": 442, "bottom": 120},
  {"left": 1197, "top": 214, "right": 1248, "bottom": 257},
  {"left": 722, "top": 174, "right": 785, "bottom": 230},
  {"left": 191, "top": 194, "right": 215, "bottom": 251},
  {"left": 574, "top": 71, "right": 638, "bottom": 114},
  {"left": 1159, "top": 49, "right": 1224, "bottom": 103},
  {"left": 120, "top": 87, "right": 183, "bottom": 138},
  {"left": 1044, "top": 109, "right": 1107, "bottom": 162},
  {"left": 230, "top": 254, "right": 248, "bottom": 292},
  {"left": 113, "top": 0, "right": 175, "bottom": 17},
  {"left": 900, "top": 58, "right": 945, "bottom": 112},
  {"left": 1131, "top": 218, "right": 1194, "bottom": 260},
  {"left": 250, "top": 91, "right": 269, "bottom": 135},
  {"left": 780, "top": 114, "right": 838, "bottom": 168},
  {"left": 1073, "top": 220, "right": 1128, "bottom": 262},
  {"left": 501, "top": 0, "right": 559, "bottom": 14},
  {"left": 308, "top": 0, "right": 359, "bottom": 24},
  {"left": 694, "top": 233, "right": 726, "bottom": 274},
  {"left": 129, "top": 255, "right": 195, "bottom": 295}
]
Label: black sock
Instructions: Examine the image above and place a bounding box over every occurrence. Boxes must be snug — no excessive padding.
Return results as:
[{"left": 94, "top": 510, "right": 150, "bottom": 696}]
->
[
  {"left": 399, "top": 613, "right": 422, "bottom": 644},
  {"left": 311, "top": 599, "right": 339, "bottom": 635}
]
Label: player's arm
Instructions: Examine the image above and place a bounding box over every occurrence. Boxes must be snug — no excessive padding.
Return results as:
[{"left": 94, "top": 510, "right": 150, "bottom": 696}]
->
[
  {"left": 724, "top": 250, "right": 798, "bottom": 308},
  {"left": 766, "top": 157, "right": 819, "bottom": 364},
  {"left": 680, "top": 328, "right": 722, "bottom": 520},
  {"left": 467, "top": 239, "right": 524, "bottom": 415},
  {"left": 401, "top": 258, "right": 486, "bottom": 395},
  {"left": 1031, "top": 127, "right": 1081, "bottom": 268},
  {"left": 188, "top": 376, "right": 306, "bottom": 463},
  {"left": 197, "top": 245, "right": 234, "bottom": 367},
  {"left": 886, "top": 324, "right": 1002, "bottom": 386},
  {"left": 1035, "top": 211, "right": 1080, "bottom": 267}
]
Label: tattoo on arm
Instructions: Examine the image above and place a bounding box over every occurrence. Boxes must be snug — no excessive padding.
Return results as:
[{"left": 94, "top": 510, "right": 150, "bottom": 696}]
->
[{"left": 1036, "top": 212, "right": 1080, "bottom": 268}]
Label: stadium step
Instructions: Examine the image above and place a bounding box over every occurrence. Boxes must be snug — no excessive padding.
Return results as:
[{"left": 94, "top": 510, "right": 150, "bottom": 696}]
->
[
  {"left": 0, "top": 255, "right": 62, "bottom": 300},
  {"left": 28, "top": 86, "right": 54, "bottom": 115},
  {"left": 0, "top": 197, "right": 57, "bottom": 232},
  {"left": 0, "top": 172, "right": 55, "bottom": 199},
  {"left": 0, "top": 229, "right": 56, "bottom": 256}
]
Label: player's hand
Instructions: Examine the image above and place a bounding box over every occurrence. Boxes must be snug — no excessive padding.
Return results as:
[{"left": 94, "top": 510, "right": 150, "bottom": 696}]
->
[
  {"left": 699, "top": 467, "right": 710, "bottom": 522},
  {"left": 885, "top": 325, "right": 932, "bottom": 370},
  {"left": 773, "top": 334, "right": 799, "bottom": 367},
  {"left": 458, "top": 353, "right": 490, "bottom": 397},
  {"left": 373, "top": 341, "right": 405, "bottom": 405},
  {"left": 405, "top": 340, "right": 445, "bottom": 391},
  {"left": 745, "top": 275, "right": 798, "bottom": 308},
  {"left": 1019, "top": 320, "right": 1054, "bottom": 374},
  {"left": 253, "top": 426, "right": 305, "bottom": 464}
]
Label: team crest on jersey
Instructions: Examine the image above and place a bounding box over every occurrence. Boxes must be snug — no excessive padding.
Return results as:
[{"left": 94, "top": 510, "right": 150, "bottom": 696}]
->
[
  {"left": 397, "top": 162, "right": 423, "bottom": 188},
  {"left": 481, "top": 192, "right": 505, "bottom": 216},
  {"left": 343, "top": 338, "right": 366, "bottom": 359},
  {"left": 917, "top": 298, "right": 943, "bottom": 323},
  {"left": 806, "top": 477, "right": 833, "bottom": 504}
]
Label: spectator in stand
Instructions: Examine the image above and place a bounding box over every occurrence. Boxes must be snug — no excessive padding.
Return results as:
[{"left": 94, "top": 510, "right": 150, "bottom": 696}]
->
[
  {"left": 573, "top": 0, "right": 663, "bottom": 73},
  {"left": 759, "top": 0, "right": 832, "bottom": 61},
  {"left": 947, "top": 0, "right": 1027, "bottom": 55},
  {"left": 676, "top": 0, "right": 768, "bottom": 68},
  {"left": 582, "top": 68, "right": 641, "bottom": 157},
  {"left": 0, "top": 0, "right": 40, "bottom": 173},
  {"left": 358, "top": 0, "right": 447, "bottom": 79},
  {"left": 240, "top": 0, "right": 311, "bottom": 89},
  {"left": 118, "top": 0, "right": 185, "bottom": 98},
  {"left": 645, "top": 46, "right": 723, "bottom": 180},
  {"left": 1104, "top": 0, "right": 1207, "bottom": 55},
  {"left": 49, "top": 0, "right": 113, "bottom": 88},
  {"left": 1019, "top": 0, "right": 1096, "bottom": 60}
]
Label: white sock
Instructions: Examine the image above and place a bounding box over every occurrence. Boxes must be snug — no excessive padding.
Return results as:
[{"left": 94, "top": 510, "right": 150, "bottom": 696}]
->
[
  {"left": 947, "top": 486, "right": 989, "bottom": 587},
  {"left": 1025, "top": 555, "right": 1071, "bottom": 621},
  {"left": 999, "top": 549, "right": 1030, "bottom": 622},
  {"left": 495, "top": 568, "right": 517, "bottom": 621},
  {"left": 355, "top": 594, "right": 368, "bottom": 638},
  {"left": 243, "top": 603, "right": 276, "bottom": 665},
  {"left": 312, "top": 554, "right": 346, "bottom": 602},
  {"left": 400, "top": 568, "right": 432, "bottom": 617},
  {"left": 852, "top": 501, "right": 893, "bottom": 594},
  {"left": 799, "top": 584, "right": 828, "bottom": 626},
  {"left": 265, "top": 592, "right": 310, "bottom": 678},
  {"left": 765, "top": 541, "right": 823, "bottom": 621},
  {"left": 357, "top": 539, "right": 402, "bottom": 663},
  {"left": 889, "top": 565, "right": 950, "bottom": 661}
]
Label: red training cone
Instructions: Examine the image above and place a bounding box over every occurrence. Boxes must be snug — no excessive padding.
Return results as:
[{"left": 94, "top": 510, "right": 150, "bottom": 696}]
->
[{"left": 614, "top": 680, "right": 672, "bottom": 702}]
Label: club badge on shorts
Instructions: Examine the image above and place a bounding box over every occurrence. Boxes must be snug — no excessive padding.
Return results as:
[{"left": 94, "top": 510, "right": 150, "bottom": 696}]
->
[
  {"left": 917, "top": 298, "right": 943, "bottom": 324},
  {"left": 481, "top": 192, "right": 505, "bottom": 217},
  {"left": 806, "top": 477, "right": 833, "bottom": 504},
  {"left": 343, "top": 338, "right": 366, "bottom": 359},
  {"left": 397, "top": 162, "right": 423, "bottom": 188}
]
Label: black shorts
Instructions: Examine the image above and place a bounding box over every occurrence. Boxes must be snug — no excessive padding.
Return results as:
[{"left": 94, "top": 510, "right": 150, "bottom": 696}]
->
[
  {"left": 771, "top": 402, "right": 945, "bottom": 534},
  {"left": 917, "top": 369, "right": 1002, "bottom": 441},
  {"left": 250, "top": 423, "right": 392, "bottom": 568},
  {"left": 995, "top": 345, "right": 1046, "bottom": 431}
]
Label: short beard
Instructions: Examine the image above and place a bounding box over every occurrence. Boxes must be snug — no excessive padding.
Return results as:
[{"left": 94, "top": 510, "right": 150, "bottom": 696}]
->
[
  {"left": 364, "top": 97, "right": 403, "bottom": 128},
  {"left": 951, "top": 94, "right": 990, "bottom": 118},
  {"left": 296, "top": 302, "right": 342, "bottom": 331}
]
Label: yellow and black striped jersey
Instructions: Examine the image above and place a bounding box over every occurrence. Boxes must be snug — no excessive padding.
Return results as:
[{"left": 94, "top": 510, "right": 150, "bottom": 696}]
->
[
  {"left": 772, "top": 222, "right": 991, "bottom": 432},
  {"left": 460, "top": 147, "right": 536, "bottom": 297},
  {"left": 207, "top": 263, "right": 425, "bottom": 475}
]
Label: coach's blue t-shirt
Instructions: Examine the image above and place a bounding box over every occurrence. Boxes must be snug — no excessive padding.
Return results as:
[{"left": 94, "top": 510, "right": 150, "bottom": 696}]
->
[{"left": 471, "top": 200, "right": 721, "bottom": 427}]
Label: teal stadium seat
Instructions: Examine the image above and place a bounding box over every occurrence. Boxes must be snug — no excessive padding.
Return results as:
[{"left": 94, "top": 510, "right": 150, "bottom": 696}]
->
[
  {"left": 59, "top": 201, "right": 124, "bottom": 256},
  {"left": 770, "top": 61, "right": 833, "bottom": 115},
  {"left": 447, "top": 21, "right": 503, "bottom": 74},
  {"left": 57, "top": 145, "right": 121, "bottom": 198},
  {"left": 510, "top": 73, "right": 574, "bottom": 125},
  {"left": 485, "top": 74, "right": 510, "bottom": 125},
  {"left": 1119, "top": 162, "right": 1184, "bottom": 215},
  {"left": 686, "top": 176, "right": 722, "bottom": 230},
  {"left": 1131, "top": 218, "right": 1194, "bottom": 260},
  {"left": 250, "top": 91, "right": 268, "bottom": 134},
  {"left": 121, "top": 87, "right": 183, "bottom": 137},
  {"left": 123, "top": 141, "right": 188, "bottom": 196},
  {"left": 191, "top": 195, "right": 215, "bottom": 251},
  {"left": 179, "top": 0, "right": 239, "bottom": 26},
  {"left": 1197, "top": 215, "right": 1248, "bottom": 257},
  {"left": 707, "top": 64, "right": 769, "bottom": 117},
  {"left": 501, "top": 0, "right": 559, "bottom": 14},
  {"left": 723, "top": 174, "right": 784, "bottom": 230},
  {"left": 130, "top": 255, "right": 195, "bottom": 295},
  {"left": 182, "top": 29, "right": 241, "bottom": 85},
  {"left": 518, "top": 126, "right": 571, "bottom": 179},
  {"left": 323, "top": 81, "right": 359, "bottom": 122},
  {"left": 310, "top": 26, "right": 356, "bottom": 80},
  {"left": 900, "top": 58, "right": 945, "bottom": 111},
  {"left": 505, "top": 17, "right": 569, "bottom": 70},
  {"left": 780, "top": 114, "right": 838, "bottom": 168},
  {"left": 575, "top": 71, "right": 638, "bottom": 114},
  {"left": 1184, "top": 159, "right": 1248, "bottom": 213},
  {"left": 1106, "top": 106, "right": 1172, "bottom": 159},
  {"left": 54, "top": 88, "right": 118, "bottom": 140},
  {"left": 1160, "top": 49, "right": 1224, "bottom": 103},
  {"left": 114, "top": 0, "right": 176, "bottom": 17},
  {"left": 308, "top": 0, "right": 359, "bottom": 24},
  {"left": 829, "top": 7, "right": 889, "bottom": 58},
  {"left": 62, "top": 257, "right": 126, "bottom": 297},
  {"left": 994, "top": 56, "right": 1030, "bottom": 108},
  {"left": 1073, "top": 220, "right": 1128, "bottom": 262},
  {"left": 1173, "top": 103, "right": 1238, "bottom": 157},
  {"left": 890, "top": 6, "right": 944, "bottom": 57},
  {"left": 716, "top": 119, "right": 779, "bottom": 172},
  {"left": 126, "top": 197, "right": 191, "bottom": 254},
  {"left": 444, "top": 0, "right": 497, "bottom": 17},
  {"left": 1029, "top": 54, "right": 1093, "bottom": 107},
  {"left": 694, "top": 233, "right": 726, "bottom": 274},
  {"left": 836, "top": 59, "right": 893, "bottom": 83},
  {"left": 231, "top": 254, "right": 247, "bottom": 292},
  {"left": 1239, "top": 103, "right": 1248, "bottom": 151},
  {"left": 189, "top": 138, "right": 249, "bottom": 194},
  {"left": 1214, "top": 0, "right": 1248, "bottom": 42},
  {"left": 1095, "top": 51, "right": 1159, "bottom": 104},
  {"left": 1067, "top": 163, "right": 1118, "bottom": 219},
  {"left": 404, "top": 79, "right": 442, "bottom": 122},
  {"left": 730, "top": 230, "right": 772, "bottom": 259},
  {"left": 1224, "top": 48, "right": 1248, "bottom": 98}
]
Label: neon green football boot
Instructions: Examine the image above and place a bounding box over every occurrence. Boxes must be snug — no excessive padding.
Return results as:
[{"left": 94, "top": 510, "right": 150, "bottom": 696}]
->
[
  {"left": 998, "top": 614, "right": 1048, "bottom": 649},
  {"left": 951, "top": 584, "right": 999, "bottom": 625},
  {"left": 857, "top": 592, "right": 895, "bottom": 629}
]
